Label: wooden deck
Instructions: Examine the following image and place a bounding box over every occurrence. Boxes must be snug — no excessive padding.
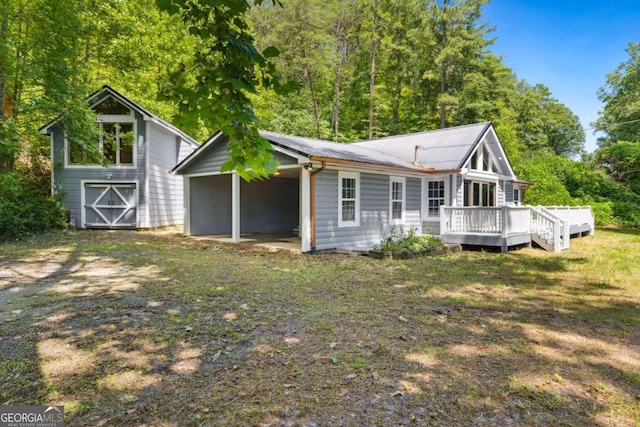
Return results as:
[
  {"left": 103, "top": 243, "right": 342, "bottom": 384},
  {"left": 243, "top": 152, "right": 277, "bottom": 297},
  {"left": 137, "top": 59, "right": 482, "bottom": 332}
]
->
[{"left": 440, "top": 205, "right": 594, "bottom": 252}]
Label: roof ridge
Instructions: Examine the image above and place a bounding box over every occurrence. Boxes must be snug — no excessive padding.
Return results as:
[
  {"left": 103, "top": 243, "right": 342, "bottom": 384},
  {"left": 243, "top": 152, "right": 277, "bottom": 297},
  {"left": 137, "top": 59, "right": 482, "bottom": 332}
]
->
[{"left": 351, "top": 122, "right": 492, "bottom": 144}]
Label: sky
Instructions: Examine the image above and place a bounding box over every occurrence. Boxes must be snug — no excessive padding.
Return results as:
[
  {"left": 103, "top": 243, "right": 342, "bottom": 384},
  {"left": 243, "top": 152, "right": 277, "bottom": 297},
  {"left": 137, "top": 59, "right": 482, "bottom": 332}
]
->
[{"left": 482, "top": 1, "right": 640, "bottom": 153}]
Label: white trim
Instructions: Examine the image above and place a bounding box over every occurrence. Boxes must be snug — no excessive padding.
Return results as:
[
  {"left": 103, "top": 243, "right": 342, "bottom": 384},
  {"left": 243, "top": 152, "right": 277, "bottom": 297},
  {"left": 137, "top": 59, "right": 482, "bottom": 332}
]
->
[
  {"left": 183, "top": 176, "right": 191, "bottom": 235},
  {"left": 300, "top": 167, "right": 311, "bottom": 252},
  {"left": 389, "top": 176, "right": 406, "bottom": 225},
  {"left": 50, "top": 131, "right": 55, "bottom": 197},
  {"left": 145, "top": 120, "right": 151, "bottom": 228},
  {"left": 231, "top": 172, "right": 240, "bottom": 242},
  {"left": 271, "top": 144, "right": 310, "bottom": 164},
  {"left": 80, "top": 180, "right": 139, "bottom": 228},
  {"left": 338, "top": 171, "right": 360, "bottom": 227}
]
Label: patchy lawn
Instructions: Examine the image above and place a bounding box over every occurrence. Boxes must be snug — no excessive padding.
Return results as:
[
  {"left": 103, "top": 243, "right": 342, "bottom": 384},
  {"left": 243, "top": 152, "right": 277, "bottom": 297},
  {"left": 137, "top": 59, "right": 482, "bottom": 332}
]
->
[{"left": 1, "top": 228, "right": 639, "bottom": 426}]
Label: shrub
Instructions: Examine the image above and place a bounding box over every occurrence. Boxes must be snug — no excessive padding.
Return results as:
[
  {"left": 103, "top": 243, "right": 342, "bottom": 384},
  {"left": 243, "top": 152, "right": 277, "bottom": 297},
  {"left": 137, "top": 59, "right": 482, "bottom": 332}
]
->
[
  {"left": 0, "top": 171, "right": 67, "bottom": 241},
  {"left": 373, "top": 226, "right": 444, "bottom": 256}
]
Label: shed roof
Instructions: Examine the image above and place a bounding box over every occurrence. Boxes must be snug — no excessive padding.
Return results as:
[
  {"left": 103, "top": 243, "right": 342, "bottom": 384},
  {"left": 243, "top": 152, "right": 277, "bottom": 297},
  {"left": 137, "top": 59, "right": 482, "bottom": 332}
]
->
[{"left": 39, "top": 85, "right": 200, "bottom": 147}]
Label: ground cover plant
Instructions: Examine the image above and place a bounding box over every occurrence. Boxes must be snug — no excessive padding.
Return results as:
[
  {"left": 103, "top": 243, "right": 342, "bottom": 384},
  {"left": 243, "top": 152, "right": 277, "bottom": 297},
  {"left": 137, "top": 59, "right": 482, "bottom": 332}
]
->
[{"left": 1, "top": 228, "right": 639, "bottom": 426}]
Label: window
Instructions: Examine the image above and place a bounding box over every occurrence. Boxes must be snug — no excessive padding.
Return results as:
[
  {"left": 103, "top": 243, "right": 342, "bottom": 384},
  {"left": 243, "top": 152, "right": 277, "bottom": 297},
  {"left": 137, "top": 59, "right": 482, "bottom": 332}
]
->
[
  {"left": 389, "top": 177, "right": 405, "bottom": 223},
  {"left": 513, "top": 188, "right": 521, "bottom": 206},
  {"left": 427, "top": 180, "right": 445, "bottom": 216},
  {"left": 68, "top": 96, "right": 135, "bottom": 166},
  {"left": 94, "top": 97, "right": 132, "bottom": 115},
  {"left": 463, "top": 181, "right": 496, "bottom": 206},
  {"left": 338, "top": 171, "right": 360, "bottom": 227}
]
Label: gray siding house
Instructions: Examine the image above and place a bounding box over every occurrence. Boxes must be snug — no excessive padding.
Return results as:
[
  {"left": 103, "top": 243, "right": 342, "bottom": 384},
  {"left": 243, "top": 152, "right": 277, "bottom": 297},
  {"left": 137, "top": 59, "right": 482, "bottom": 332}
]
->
[
  {"left": 40, "top": 86, "right": 199, "bottom": 229},
  {"left": 171, "top": 122, "right": 554, "bottom": 252}
]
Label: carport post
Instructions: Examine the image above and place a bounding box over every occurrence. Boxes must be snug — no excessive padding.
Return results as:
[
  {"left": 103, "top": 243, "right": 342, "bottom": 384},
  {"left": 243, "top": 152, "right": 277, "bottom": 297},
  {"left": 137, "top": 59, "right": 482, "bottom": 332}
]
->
[
  {"left": 300, "top": 167, "right": 311, "bottom": 252},
  {"left": 232, "top": 171, "right": 240, "bottom": 243}
]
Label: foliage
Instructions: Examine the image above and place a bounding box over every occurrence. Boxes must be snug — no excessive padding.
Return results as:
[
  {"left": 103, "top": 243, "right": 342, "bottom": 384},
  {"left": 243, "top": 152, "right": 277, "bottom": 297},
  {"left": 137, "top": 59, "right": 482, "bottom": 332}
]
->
[
  {"left": 156, "top": 0, "right": 286, "bottom": 180},
  {"left": 373, "top": 226, "right": 444, "bottom": 255},
  {"left": 594, "top": 41, "right": 640, "bottom": 146},
  {"left": 0, "top": 170, "right": 66, "bottom": 241}
]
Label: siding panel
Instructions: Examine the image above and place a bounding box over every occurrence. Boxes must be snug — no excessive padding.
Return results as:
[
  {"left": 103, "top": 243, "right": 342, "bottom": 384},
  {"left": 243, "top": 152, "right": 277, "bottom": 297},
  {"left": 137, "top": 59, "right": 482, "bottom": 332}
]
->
[
  {"left": 148, "top": 123, "right": 196, "bottom": 227},
  {"left": 315, "top": 171, "right": 396, "bottom": 251},
  {"left": 182, "top": 137, "right": 297, "bottom": 176}
]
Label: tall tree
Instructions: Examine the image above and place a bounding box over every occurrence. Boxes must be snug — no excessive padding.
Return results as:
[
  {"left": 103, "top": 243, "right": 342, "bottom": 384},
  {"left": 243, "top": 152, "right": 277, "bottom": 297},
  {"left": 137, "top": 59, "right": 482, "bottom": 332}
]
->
[
  {"left": 594, "top": 41, "right": 640, "bottom": 146},
  {"left": 421, "top": 0, "right": 494, "bottom": 128}
]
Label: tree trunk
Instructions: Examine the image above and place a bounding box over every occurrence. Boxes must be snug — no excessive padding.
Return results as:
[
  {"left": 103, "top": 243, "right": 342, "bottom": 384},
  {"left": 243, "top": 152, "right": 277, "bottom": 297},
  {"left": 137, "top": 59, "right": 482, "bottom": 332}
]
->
[
  {"left": 305, "top": 63, "right": 322, "bottom": 139},
  {"left": 368, "top": 7, "right": 378, "bottom": 140},
  {"left": 393, "top": 74, "right": 402, "bottom": 133},
  {"left": 332, "top": 58, "right": 343, "bottom": 141},
  {"left": 331, "top": 19, "right": 345, "bottom": 141}
]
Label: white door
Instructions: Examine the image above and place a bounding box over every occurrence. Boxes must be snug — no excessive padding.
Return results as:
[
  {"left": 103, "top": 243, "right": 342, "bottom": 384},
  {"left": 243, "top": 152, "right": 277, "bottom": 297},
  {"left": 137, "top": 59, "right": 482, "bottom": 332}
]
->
[{"left": 83, "top": 183, "right": 137, "bottom": 228}]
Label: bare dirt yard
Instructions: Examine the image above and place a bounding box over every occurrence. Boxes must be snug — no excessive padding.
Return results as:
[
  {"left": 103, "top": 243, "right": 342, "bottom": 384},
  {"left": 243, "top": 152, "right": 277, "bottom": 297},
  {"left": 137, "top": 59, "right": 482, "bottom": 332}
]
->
[{"left": 1, "top": 228, "right": 639, "bottom": 426}]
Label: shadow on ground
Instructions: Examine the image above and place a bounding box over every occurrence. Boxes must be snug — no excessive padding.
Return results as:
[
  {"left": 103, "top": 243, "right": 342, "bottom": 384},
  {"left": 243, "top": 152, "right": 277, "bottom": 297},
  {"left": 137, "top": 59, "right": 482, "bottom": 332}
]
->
[{"left": 1, "top": 229, "right": 638, "bottom": 426}]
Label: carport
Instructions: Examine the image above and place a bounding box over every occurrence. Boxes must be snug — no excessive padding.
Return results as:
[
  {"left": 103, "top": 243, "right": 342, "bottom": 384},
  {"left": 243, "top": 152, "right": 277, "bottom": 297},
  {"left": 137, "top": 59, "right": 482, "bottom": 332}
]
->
[{"left": 186, "top": 168, "right": 301, "bottom": 238}]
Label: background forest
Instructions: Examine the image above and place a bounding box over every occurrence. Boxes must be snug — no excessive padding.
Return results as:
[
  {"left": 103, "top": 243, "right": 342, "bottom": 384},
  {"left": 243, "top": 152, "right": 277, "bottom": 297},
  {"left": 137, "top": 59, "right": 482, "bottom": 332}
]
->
[{"left": 1, "top": 0, "right": 640, "bottom": 239}]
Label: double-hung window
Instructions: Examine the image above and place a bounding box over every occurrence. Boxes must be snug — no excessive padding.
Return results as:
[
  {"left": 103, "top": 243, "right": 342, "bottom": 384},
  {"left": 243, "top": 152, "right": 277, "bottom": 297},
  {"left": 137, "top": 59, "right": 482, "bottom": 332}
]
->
[
  {"left": 389, "top": 176, "right": 405, "bottom": 224},
  {"left": 427, "top": 180, "right": 445, "bottom": 216},
  {"left": 338, "top": 171, "right": 360, "bottom": 227}
]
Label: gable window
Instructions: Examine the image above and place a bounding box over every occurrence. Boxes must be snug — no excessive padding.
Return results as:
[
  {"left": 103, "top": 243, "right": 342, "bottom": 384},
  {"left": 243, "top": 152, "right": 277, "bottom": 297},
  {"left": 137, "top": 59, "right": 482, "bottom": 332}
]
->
[
  {"left": 427, "top": 180, "right": 445, "bottom": 216},
  {"left": 338, "top": 171, "right": 360, "bottom": 227},
  {"left": 389, "top": 177, "right": 405, "bottom": 223},
  {"left": 68, "top": 96, "right": 135, "bottom": 166}
]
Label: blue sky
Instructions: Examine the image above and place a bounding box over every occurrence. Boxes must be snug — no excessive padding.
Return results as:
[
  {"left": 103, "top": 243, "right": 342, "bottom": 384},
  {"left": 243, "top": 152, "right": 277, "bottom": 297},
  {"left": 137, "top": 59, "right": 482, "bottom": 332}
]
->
[{"left": 483, "top": 1, "right": 640, "bottom": 152}]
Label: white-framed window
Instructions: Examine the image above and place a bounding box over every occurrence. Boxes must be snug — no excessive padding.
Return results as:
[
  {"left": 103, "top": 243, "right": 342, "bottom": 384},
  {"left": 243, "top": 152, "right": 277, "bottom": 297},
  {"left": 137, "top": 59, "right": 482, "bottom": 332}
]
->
[
  {"left": 338, "top": 171, "right": 360, "bottom": 227},
  {"left": 427, "top": 180, "right": 445, "bottom": 216},
  {"left": 513, "top": 188, "right": 521, "bottom": 206},
  {"left": 389, "top": 176, "right": 405, "bottom": 224},
  {"left": 67, "top": 96, "right": 136, "bottom": 167}
]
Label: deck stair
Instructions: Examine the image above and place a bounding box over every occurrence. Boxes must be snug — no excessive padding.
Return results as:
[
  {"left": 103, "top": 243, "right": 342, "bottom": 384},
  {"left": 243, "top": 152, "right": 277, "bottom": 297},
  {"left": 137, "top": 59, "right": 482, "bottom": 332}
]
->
[{"left": 530, "top": 206, "right": 569, "bottom": 252}]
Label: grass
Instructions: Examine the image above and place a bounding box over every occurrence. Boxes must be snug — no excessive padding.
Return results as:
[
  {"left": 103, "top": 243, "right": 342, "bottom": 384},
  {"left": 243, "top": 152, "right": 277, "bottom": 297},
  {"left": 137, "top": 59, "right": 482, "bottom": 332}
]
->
[{"left": 1, "top": 227, "right": 639, "bottom": 426}]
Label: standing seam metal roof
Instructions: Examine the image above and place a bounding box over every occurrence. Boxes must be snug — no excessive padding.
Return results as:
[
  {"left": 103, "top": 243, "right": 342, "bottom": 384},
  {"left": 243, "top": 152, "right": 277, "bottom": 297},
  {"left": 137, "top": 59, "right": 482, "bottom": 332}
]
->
[{"left": 350, "top": 122, "right": 491, "bottom": 170}]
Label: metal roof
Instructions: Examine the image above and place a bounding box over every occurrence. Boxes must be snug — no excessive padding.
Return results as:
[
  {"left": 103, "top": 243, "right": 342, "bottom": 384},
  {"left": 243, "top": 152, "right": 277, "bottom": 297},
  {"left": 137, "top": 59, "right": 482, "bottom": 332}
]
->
[
  {"left": 351, "top": 122, "right": 491, "bottom": 170},
  {"left": 260, "top": 130, "right": 424, "bottom": 171},
  {"left": 39, "top": 85, "right": 200, "bottom": 147}
]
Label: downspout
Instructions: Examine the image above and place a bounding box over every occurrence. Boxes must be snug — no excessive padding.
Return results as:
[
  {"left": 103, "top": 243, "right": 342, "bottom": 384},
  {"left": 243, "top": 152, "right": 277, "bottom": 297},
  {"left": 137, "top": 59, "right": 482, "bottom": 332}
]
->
[{"left": 310, "top": 161, "right": 326, "bottom": 252}]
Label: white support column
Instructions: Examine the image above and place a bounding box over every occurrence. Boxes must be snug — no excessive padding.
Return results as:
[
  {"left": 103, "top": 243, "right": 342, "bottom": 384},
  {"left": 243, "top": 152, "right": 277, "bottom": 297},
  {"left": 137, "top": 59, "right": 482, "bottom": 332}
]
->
[
  {"left": 232, "top": 172, "right": 240, "bottom": 243},
  {"left": 183, "top": 176, "right": 191, "bottom": 236},
  {"left": 300, "top": 167, "right": 311, "bottom": 252}
]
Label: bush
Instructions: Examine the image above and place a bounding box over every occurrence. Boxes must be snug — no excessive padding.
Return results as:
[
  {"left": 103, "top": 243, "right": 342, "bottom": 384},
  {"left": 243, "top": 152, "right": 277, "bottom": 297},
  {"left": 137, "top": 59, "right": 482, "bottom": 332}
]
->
[
  {"left": 612, "top": 202, "right": 640, "bottom": 228},
  {"left": 373, "top": 226, "right": 444, "bottom": 256},
  {"left": 587, "top": 201, "right": 615, "bottom": 226},
  {"left": 0, "top": 171, "right": 67, "bottom": 241}
]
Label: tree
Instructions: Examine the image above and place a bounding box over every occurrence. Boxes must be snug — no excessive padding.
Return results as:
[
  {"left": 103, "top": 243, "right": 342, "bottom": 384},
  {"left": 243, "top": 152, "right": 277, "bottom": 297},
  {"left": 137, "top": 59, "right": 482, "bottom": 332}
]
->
[
  {"left": 157, "top": 0, "right": 283, "bottom": 180},
  {"left": 420, "top": 0, "right": 494, "bottom": 128},
  {"left": 509, "top": 82, "right": 584, "bottom": 157},
  {"left": 594, "top": 41, "right": 640, "bottom": 146}
]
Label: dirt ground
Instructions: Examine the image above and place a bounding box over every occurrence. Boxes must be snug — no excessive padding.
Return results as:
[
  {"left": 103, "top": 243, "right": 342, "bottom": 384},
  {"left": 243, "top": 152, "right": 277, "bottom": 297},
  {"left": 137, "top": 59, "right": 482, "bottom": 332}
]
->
[{"left": 1, "top": 228, "right": 639, "bottom": 426}]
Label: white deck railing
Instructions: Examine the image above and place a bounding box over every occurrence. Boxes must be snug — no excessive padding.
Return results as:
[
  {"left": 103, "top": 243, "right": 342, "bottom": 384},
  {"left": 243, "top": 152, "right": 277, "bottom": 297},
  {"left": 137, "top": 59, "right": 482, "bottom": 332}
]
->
[
  {"left": 440, "top": 206, "right": 532, "bottom": 236},
  {"left": 440, "top": 205, "right": 594, "bottom": 252},
  {"left": 541, "top": 206, "right": 595, "bottom": 235}
]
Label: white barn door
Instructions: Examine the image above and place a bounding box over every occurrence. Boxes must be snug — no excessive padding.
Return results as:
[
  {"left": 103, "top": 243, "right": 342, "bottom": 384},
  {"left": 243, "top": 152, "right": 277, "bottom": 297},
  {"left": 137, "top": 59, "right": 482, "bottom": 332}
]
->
[{"left": 83, "top": 183, "right": 137, "bottom": 228}]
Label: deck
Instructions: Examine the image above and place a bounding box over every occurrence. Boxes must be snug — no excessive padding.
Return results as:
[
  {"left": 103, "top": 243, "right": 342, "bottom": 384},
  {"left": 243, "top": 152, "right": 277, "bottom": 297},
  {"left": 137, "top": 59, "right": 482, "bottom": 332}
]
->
[{"left": 439, "top": 205, "right": 594, "bottom": 252}]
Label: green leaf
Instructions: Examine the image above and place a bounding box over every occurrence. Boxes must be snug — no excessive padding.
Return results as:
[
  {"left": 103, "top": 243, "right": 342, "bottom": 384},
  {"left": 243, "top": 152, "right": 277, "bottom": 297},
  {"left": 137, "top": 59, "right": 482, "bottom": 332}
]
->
[{"left": 262, "top": 46, "right": 280, "bottom": 59}]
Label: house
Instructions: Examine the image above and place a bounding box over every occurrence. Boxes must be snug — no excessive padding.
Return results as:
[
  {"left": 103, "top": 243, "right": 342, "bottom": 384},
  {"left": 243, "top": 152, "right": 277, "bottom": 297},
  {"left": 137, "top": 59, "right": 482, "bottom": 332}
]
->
[
  {"left": 172, "top": 122, "right": 592, "bottom": 253},
  {"left": 40, "top": 86, "right": 200, "bottom": 229}
]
